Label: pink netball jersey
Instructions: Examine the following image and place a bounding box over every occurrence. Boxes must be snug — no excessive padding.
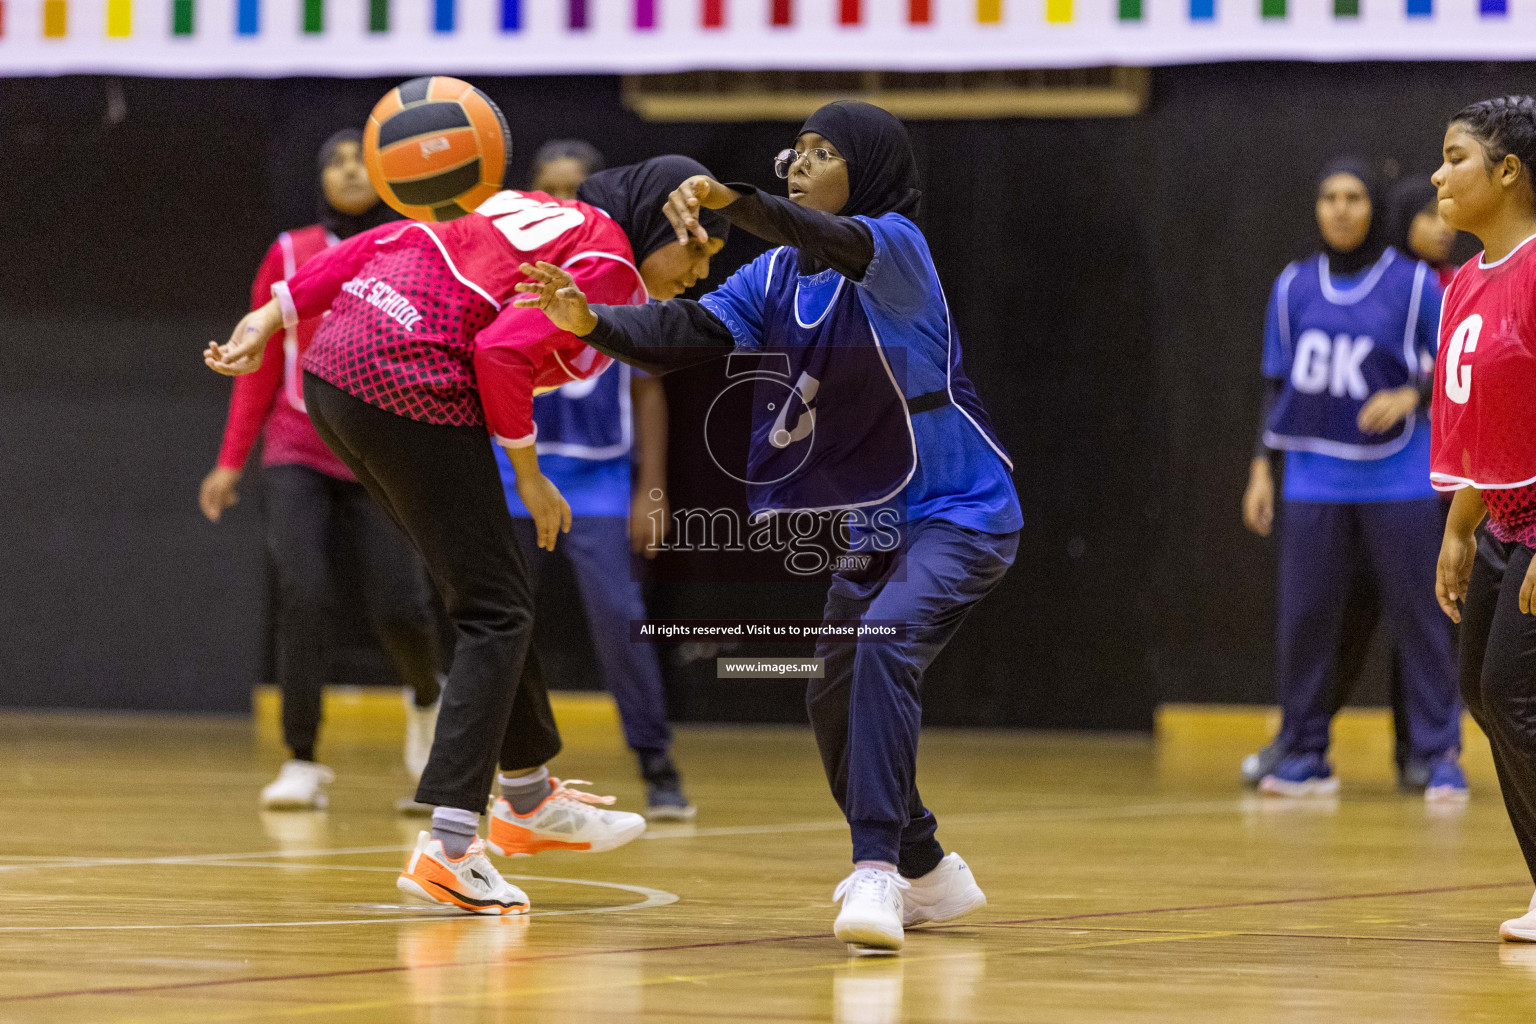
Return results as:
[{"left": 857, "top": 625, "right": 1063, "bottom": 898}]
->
[
  {"left": 1431, "top": 232, "right": 1536, "bottom": 545},
  {"left": 216, "top": 224, "right": 355, "bottom": 479},
  {"left": 282, "top": 190, "right": 647, "bottom": 448}
]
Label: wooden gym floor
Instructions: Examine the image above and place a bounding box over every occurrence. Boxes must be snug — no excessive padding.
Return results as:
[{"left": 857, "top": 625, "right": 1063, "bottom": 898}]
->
[{"left": 2, "top": 693, "right": 1536, "bottom": 1022}]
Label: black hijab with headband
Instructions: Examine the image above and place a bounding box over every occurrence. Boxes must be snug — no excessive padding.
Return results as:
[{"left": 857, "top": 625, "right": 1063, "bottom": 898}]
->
[
  {"left": 316, "top": 129, "right": 398, "bottom": 240},
  {"left": 1316, "top": 156, "right": 1387, "bottom": 276},
  {"left": 577, "top": 155, "right": 730, "bottom": 264}
]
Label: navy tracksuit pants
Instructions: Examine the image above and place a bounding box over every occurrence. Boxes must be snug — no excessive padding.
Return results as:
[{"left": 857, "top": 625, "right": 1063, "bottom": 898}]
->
[
  {"left": 808, "top": 518, "right": 1018, "bottom": 875},
  {"left": 1274, "top": 498, "right": 1460, "bottom": 760},
  {"left": 510, "top": 516, "right": 673, "bottom": 759}
]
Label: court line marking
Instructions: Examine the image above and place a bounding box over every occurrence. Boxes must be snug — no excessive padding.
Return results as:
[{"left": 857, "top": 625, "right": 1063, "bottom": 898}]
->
[
  {"left": 0, "top": 844, "right": 407, "bottom": 873},
  {"left": 963, "top": 879, "right": 1532, "bottom": 927},
  {"left": 0, "top": 798, "right": 1248, "bottom": 875},
  {"left": 993, "top": 922, "right": 1504, "bottom": 945},
  {"left": 6, "top": 874, "right": 1520, "bottom": 1008},
  {"left": 641, "top": 799, "right": 1246, "bottom": 840},
  {"left": 0, "top": 875, "right": 676, "bottom": 934},
  {"left": 10, "top": 927, "right": 1235, "bottom": 1018}
]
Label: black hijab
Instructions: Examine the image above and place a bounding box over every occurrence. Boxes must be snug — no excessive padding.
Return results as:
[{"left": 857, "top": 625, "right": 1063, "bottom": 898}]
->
[
  {"left": 800, "top": 101, "right": 922, "bottom": 222},
  {"left": 791, "top": 101, "right": 921, "bottom": 274},
  {"left": 1316, "top": 156, "right": 1386, "bottom": 275},
  {"left": 1386, "top": 177, "right": 1441, "bottom": 260},
  {"left": 577, "top": 155, "right": 730, "bottom": 263},
  {"left": 316, "top": 128, "right": 398, "bottom": 240}
]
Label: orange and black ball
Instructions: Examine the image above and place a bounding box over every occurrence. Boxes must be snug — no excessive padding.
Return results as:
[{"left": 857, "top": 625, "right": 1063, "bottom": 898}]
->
[{"left": 364, "top": 77, "right": 510, "bottom": 222}]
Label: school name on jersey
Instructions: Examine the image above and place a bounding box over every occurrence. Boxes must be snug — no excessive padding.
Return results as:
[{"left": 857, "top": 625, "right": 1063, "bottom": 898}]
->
[{"left": 340, "top": 275, "right": 424, "bottom": 333}]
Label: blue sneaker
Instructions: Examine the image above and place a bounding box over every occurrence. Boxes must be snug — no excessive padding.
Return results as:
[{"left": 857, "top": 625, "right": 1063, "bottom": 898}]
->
[
  {"left": 1258, "top": 752, "right": 1340, "bottom": 796},
  {"left": 1425, "top": 752, "right": 1470, "bottom": 804}
]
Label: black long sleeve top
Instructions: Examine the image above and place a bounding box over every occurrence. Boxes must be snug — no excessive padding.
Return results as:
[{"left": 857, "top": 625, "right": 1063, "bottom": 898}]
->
[{"left": 582, "top": 186, "right": 877, "bottom": 376}]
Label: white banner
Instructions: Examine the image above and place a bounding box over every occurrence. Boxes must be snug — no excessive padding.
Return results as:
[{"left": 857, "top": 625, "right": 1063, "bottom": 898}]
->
[{"left": 3, "top": 0, "right": 1534, "bottom": 77}]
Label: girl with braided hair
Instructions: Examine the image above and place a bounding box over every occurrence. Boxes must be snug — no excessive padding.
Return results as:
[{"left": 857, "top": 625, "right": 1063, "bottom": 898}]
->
[{"left": 1431, "top": 94, "right": 1536, "bottom": 941}]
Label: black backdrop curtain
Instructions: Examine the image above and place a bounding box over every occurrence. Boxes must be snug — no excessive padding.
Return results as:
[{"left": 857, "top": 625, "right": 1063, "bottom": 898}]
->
[{"left": 0, "top": 62, "right": 1519, "bottom": 724}]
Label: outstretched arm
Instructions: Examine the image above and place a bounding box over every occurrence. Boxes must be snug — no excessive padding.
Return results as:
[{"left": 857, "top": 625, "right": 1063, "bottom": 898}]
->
[
  {"left": 665, "top": 176, "right": 873, "bottom": 281},
  {"left": 204, "top": 223, "right": 402, "bottom": 376},
  {"left": 512, "top": 261, "right": 736, "bottom": 374}
]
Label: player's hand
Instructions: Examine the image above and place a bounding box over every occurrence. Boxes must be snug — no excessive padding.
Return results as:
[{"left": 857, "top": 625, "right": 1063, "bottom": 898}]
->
[
  {"left": 205, "top": 300, "right": 282, "bottom": 376},
  {"left": 1436, "top": 530, "right": 1477, "bottom": 623},
  {"left": 663, "top": 175, "right": 739, "bottom": 246},
  {"left": 513, "top": 262, "right": 598, "bottom": 336},
  {"left": 1242, "top": 459, "right": 1275, "bottom": 537},
  {"left": 1521, "top": 553, "right": 1536, "bottom": 616},
  {"left": 516, "top": 471, "right": 572, "bottom": 552},
  {"left": 630, "top": 487, "right": 669, "bottom": 558},
  {"left": 199, "top": 466, "right": 242, "bottom": 522},
  {"left": 1357, "top": 386, "right": 1419, "bottom": 434}
]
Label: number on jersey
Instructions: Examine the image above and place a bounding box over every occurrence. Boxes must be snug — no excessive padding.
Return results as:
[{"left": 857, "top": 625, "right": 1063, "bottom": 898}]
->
[{"left": 477, "top": 191, "right": 587, "bottom": 252}]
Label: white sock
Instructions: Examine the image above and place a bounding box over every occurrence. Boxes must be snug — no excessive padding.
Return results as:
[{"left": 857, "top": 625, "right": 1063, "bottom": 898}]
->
[
  {"left": 855, "top": 860, "right": 898, "bottom": 874},
  {"left": 430, "top": 806, "right": 479, "bottom": 859},
  {"left": 500, "top": 767, "right": 553, "bottom": 814}
]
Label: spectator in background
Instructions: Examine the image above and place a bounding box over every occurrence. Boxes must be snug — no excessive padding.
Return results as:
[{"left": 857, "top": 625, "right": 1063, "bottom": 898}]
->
[
  {"left": 1240, "top": 158, "right": 1465, "bottom": 800},
  {"left": 529, "top": 139, "right": 605, "bottom": 201},
  {"left": 495, "top": 141, "right": 694, "bottom": 820},
  {"left": 1390, "top": 177, "right": 1461, "bottom": 288},
  {"left": 200, "top": 129, "right": 442, "bottom": 812}
]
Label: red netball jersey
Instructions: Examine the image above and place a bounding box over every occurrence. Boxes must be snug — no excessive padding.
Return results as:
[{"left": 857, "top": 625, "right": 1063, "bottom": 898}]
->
[
  {"left": 283, "top": 190, "right": 646, "bottom": 448},
  {"left": 216, "top": 225, "right": 355, "bottom": 480},
  {"left": 1431, "top": 232, "right": 1536, "bottom": 544}
]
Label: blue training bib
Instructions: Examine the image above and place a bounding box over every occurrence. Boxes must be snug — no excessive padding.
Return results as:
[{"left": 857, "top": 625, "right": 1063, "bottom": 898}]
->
[
  {"left": 719, "top": 253, "right": 918, "bottom": 517},
  {"left": 1265, "top": 249, "right": 1432, "bottom": 461}
]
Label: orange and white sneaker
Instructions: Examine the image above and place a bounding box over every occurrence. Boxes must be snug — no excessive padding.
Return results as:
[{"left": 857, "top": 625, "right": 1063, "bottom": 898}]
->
[
  {"left": 486, "top": 778, "right": 646, "bottom": 857},
  {"left": 396, "top": 832, "right": 530, "bottom": 916}
]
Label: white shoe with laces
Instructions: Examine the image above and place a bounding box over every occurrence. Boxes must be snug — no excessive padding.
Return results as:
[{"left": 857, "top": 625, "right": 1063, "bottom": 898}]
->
[
  {"left": 403, "top": 687, "right": 441, "bottom": 784},
  {"left": 833, "top": 867, "right": 909, "bottom": 952},
  {"left": 486, "top": 778, "right": 646, "bottom": 857},
  {"left": 902, "top": 852, "right": 987, "bottom": 927},
  {"left": 1501, "top": 891, "right": 1536, "bottom": 942},
  {"left": 260, "top": 760, "right": 335, "bottom": 810},
  {"left": 396, "top": 831, "right": 530, "bottom": 915}
]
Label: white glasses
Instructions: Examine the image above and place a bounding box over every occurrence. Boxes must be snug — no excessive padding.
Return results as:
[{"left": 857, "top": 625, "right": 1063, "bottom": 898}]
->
[{"left": 774, "top": 147, "right": 845, "bottom": 179}]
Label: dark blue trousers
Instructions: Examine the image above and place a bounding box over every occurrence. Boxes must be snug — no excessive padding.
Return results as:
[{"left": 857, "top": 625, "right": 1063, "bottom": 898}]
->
[
  {"left": 511, "top": 516, "right": 672, "bottom": 757},
  {"left": 808, "top": 519, "right": 1018, "bottom": 874},
  {"left": 1274, "top": 498, "right": 1460, "bottom": 759}
]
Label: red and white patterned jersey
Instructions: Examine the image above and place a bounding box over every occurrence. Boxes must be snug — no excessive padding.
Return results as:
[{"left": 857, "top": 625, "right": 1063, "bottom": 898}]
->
[
  {"left": 216, "top": 225, "right": 355, "bottom": 479},
  {"left": 280, "top": 190, "right": 646, "bottom": 448},
  {"left": 1431, "top": 231, "right": 1536, "bottom": 545}
]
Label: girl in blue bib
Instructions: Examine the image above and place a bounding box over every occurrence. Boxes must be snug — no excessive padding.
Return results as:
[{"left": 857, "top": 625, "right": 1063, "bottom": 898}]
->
[
  {"left": 1241, "top": 157, "right": 1463, "bottom": 798},
  {"left": 516, "top": 101, "right": 1021, "bottom": 952}
]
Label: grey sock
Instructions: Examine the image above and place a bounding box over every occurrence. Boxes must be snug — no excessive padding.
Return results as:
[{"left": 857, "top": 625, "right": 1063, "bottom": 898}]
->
[
  {"left": 430, "top": 807, "right": 479, "bottom": 859},
  {"left": 500, "top": 767, "right": 553, "bottom": 815}
]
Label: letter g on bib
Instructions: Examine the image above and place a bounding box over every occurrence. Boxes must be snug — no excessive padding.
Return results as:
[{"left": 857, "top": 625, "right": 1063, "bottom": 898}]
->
[{"left": 1444, "top": 314, "right": 1482, "bottom": 406}]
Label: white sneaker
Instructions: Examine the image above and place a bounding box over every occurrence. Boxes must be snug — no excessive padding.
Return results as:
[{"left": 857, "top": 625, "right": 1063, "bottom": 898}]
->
[
  {"left": 396, "top": 831, "right": 530, "bottom": 916},
  {"left": 833, "top": 867, "right": 909, "bottom": 952},
  {"left": 1501, "top": 891, "right": 1536, "bottom": 942},
  {"left": 403, "top": 688, "right": 441, "bottom": 783},
  {"left": 260, "top": 760, "right": 335, "bottom": 810},
  {"left": 485, "top": 778, "right": 647, "bottom": 857},
  {"left": 901, "top": 852, "right": 987, "bottom": 927}
]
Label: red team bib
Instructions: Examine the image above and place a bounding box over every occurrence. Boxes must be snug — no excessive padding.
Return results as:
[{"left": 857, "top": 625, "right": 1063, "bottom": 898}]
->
[{"left": 1431, "top": 232, "right": 1536, "bottom": 543}]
